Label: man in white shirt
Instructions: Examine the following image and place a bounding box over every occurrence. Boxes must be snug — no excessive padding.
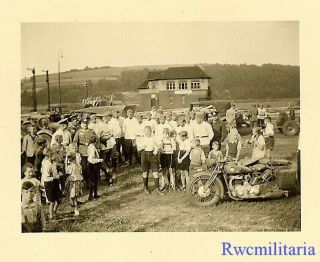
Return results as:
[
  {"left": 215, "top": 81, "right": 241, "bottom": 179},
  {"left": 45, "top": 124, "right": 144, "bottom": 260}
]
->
[
  {"left": 51, "top": 118, "right": 72, "bottom": 147},
  {"left": 122, "top": 109, "right": 139, "bottom": 167},
  {"left": 192, "top": 112, "right": 214, "bottom": 156}
]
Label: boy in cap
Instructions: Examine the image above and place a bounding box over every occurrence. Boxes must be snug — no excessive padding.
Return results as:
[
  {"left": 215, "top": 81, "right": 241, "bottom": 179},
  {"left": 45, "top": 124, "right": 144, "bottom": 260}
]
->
[
  {"left": 177, "top": 130, "right": 191, "bottom": 190},
  {"left": 189, "top": 138, "right": 206, "bottom": 176},
  {"left": 51, "top": 118, "right": 72, "bottom": 148},
  {"left": 22, "top": 125, "right": 38, "bottom": 165},
  {"left": 21, "top": 181, "right": 46, "bottom": 233}
]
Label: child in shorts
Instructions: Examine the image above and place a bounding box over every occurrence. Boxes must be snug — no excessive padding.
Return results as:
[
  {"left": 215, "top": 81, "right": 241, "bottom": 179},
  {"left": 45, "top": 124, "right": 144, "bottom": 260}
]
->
[
  {"left": 159, "top": 128, "right": 176, "bottom": 191},
  {"left": 64, "top": 154, "right": 83, "bottom": 216},
  {"left": 140, "top": 126, "right": 163, "bottom": 195},
  {"left": 41, "top": 148, "right": 62, "bottom": 220},
  {"left": 177, "top": 130, "right": 191, "bottom": 190},
  {"left": 263, "top": 117, "right": 275, "bottom": 159},
  {"left": 189, "top": 138, "right": 206, "bottom": 176}
]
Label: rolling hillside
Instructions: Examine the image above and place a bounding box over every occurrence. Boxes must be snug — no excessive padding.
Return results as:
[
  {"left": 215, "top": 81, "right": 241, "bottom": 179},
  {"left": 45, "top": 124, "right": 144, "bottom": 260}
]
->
[{"left": 21, "top": 63, "right": 299, "bottom": 107}]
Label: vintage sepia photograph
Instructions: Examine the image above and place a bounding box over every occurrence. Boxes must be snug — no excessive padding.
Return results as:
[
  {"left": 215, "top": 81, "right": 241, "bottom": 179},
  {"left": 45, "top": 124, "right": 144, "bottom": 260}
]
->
[{"left": 20, "top": 22, "right": 300, "bottom": 232}]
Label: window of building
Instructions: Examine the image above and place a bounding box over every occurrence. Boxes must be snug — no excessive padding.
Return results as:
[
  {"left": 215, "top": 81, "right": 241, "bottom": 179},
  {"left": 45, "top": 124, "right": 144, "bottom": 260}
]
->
[
  {"left": 179, "top": 81, "right": 188, "bottom": 90},
  {"left": 191, "top": 81, "right": 200, "bottom": 89},
  {"left": 151, "top": 82, "right": 156, "bottom": 89},
  {"left": 166, "top": 81, "right": 175, "bottom": 90},
  {"left": 181, "top": 96, "right": 186, "bottom": 104},
  {"left": 169, "top": 96, "right": 174, "bottom": 104}
]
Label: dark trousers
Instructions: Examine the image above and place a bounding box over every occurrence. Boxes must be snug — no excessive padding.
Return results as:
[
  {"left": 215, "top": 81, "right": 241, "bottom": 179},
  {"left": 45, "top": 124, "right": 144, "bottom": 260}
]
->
[
  {"left": 100, "top": 149, "right": 114, "bottom": 183},
  {"left": 81, "top": 156, "right": 89, "bottom": 185},
  {"left": 25, "top": 156, "right": 35, "bottom": 166},
  {"left": 123, "top": 139, "right": 139, "bottom": 166},
  {"left": 88, "top": 162, "right": 100, "bottom": 197},
  {"left": 116, "top": 137, "right": 125, "bottom": 164}
]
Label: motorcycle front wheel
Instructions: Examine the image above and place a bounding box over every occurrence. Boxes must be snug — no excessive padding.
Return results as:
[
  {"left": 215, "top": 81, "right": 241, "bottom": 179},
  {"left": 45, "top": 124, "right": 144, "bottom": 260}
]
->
[{"left": 188, "top": 175, "right": 224, "bottom": 207}]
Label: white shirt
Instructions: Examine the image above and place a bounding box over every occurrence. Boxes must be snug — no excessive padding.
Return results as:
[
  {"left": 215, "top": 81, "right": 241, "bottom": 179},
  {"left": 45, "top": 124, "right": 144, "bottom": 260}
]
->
[
  {"left": 176, "top": 124, "right": 194, "bottom": 141},
  {"left": 87, "top": 144, "right": 101, "bottom": 164},
  {"left": 51, "top": 129, "right": 72, "bottom": 147},
  {"left": 109, "top": 118, "right": 122, "bottom": 138},
  {"left": 178, "top": 138, "right": 191, "bottom": 152},
  {"left": 122, "top": 117, "right": 139, "bottom": 139},
  {"left": 142, "top": 119, "right": 157, "bottom": 133},
  {"left": 136, "top": 123, "right": 145, "bottom": 151},
  {"left": 168, "top": 120, "right": 178, "bottom": 131},
  {"left": 264, "top": 123, "right": 274, "bottom": 137},
  {"left": 258, "top": 108, "right": 267, "bottom": 119},
  {"left": 192, "top": 121, "right": 214, "bottom": 146},
  {"left": 41, "top": 158, "right": 54, "bottom": 183},
  {"left": 226, "top": 108, "right": 236, "bottom": 123},
  {"left": 141, "top": 136, "right": 158, "bottom": 152},
  {"left": 154, "top": 122, "right": 172, "bottom": 144}
]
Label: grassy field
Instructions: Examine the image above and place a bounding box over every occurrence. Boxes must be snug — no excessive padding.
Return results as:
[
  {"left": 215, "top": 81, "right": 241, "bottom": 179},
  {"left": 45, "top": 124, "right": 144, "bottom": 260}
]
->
[{"left": 44, "top": 132, "right": 300, "bottom": 232}]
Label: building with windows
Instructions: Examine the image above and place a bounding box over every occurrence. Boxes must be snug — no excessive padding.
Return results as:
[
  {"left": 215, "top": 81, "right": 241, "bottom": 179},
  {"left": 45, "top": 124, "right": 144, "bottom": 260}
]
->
[{"left": 138, "top": 65, "right": 212, "bottom": 109}]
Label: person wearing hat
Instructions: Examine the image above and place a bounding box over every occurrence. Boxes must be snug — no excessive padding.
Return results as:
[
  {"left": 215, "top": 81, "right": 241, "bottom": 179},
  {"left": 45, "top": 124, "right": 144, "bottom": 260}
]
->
[
  {"left": 192, "top": 112, "right": 214, "bottom": 156},
  {"left": 177, "top": 130, "right": 191, "bottom": 190},
  {"left": 34, "top": 138, "right": 47, "bottom": 180},
  {"left": 22, "top": 125, "right": 38, "bottom": 165},
  {"left": 225, "top": 127, "right": 242, "bottom": 162},
  {"left": 51, "top": 118, "right": 72, "bottom": 148},
  {"left": 73, "top": 118, "right": 96, "bottom": 186},
  {"left": 210, "top": 111, "right": 227, "bottom": 150}
]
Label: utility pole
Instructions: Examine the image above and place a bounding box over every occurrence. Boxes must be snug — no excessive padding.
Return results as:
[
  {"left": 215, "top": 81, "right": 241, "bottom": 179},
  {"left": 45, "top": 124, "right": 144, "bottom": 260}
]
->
[
  {"left": 43, "top": 70, "right": 50, "bottom": 112},
  {"left": 27, "top": 67, "right": 37, "bottom": 112},
  {"left": 58, "top": 50, "right": 63, "bottom": 105},
  {"left": 84, "top": 80, "right": 89, "bottom": 97}
]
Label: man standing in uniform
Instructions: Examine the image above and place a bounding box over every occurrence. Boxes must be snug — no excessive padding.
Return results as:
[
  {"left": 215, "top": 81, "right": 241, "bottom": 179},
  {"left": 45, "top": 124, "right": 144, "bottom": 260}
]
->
[
  {"left": 210, "top": 111, "right": 227, "bottom": 150},
  {"left": 192, "top": 112, "right": 214, "bottom": 156},
  {"left": 73, "top": 118, "right": 96, "bottom": 186}
]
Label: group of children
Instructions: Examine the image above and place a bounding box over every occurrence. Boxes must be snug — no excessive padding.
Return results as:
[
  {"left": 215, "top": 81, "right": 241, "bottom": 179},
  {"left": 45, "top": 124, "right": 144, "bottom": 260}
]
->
[{"left": 139, "top": 123, "right": 225, "bottom": 195}]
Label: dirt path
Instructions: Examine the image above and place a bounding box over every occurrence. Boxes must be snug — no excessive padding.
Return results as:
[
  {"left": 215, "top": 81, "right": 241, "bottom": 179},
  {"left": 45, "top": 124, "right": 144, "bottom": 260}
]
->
[{"left": 46, "top": 134, "right": 300, "bottom": 232}]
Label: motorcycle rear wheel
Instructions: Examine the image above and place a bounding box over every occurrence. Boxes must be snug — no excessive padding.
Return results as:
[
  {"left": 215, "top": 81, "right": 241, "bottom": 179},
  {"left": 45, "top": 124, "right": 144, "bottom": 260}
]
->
[{"left": 188, "top": 175, "right": 224, "bottom": 207}]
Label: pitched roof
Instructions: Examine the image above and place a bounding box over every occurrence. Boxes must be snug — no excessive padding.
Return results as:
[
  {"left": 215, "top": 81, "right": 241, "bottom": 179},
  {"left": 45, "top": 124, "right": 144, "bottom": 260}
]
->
[
  {"left": 138, "top": 65, "right": 211, "bottom": 89},
  {"left": 145, "top": 66, "right": 211, "bottom": 81}
]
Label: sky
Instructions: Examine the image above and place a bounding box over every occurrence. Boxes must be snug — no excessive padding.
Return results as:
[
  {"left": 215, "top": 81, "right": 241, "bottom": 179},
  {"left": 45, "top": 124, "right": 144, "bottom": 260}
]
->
[{"left": 21, "top": 21, "right": 299, "bottom": 77}]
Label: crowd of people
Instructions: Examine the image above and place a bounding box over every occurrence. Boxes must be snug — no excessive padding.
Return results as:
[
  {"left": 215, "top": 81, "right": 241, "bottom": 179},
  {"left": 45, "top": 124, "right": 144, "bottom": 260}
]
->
[{"left": 20, "top": 104, "right": 275, "bottom": 232}]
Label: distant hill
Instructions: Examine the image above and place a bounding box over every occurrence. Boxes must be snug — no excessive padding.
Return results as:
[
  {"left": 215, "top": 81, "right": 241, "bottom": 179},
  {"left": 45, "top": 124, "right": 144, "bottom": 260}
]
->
[{"left": 21, "top": 63, "right": 299, "bottom": 106}]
